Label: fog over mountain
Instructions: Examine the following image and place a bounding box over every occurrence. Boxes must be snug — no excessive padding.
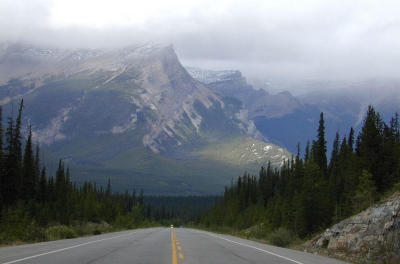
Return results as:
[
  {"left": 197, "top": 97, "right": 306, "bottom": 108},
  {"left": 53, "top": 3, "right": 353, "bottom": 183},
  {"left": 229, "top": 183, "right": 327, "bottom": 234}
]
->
[{"left": 1, "top": 0, "right": 400, "bottom": 92}]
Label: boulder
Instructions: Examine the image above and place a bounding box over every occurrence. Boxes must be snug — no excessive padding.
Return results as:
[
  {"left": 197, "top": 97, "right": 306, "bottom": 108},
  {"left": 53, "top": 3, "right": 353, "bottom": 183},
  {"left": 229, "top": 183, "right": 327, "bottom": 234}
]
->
[{"left": 312, "top": 192, "right": 400, "bottom": 261}]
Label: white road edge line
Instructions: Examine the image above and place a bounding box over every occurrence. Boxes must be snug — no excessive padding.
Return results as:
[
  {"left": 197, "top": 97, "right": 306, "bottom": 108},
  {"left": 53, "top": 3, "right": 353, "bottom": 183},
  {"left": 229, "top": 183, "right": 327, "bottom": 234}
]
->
[
  {"left": 190, "top": 229, "right": 305, "bottom": 264},
  {"left": 2, "top": 231, "right": 138, "bottom": 264}
]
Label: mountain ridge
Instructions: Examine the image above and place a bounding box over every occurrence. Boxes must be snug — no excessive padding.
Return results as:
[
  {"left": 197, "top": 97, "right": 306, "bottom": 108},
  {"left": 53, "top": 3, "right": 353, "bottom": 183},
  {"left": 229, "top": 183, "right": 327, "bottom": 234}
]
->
[{"left": 0, "top": 42, "right": 290, "bottom": 194}]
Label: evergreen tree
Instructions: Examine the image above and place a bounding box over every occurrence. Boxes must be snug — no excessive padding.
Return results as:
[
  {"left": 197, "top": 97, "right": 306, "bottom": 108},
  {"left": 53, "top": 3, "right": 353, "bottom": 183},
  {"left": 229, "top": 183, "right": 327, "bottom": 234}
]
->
[
  {"left": 348, "top": 127, "right": 355, "bottom": 152},
  {"left": 352, "top": 170, "right": 376, "bottom": 211},
  {"left": 304, "top": 140, "right": 310, "bottom": 162},
  {"left": 34, "top": 145, "right": 40, "bottom": 201},
  {"left": 4, "top": 116, "right": 16, "bottom": 206},
  {"left": 106, "top": 178, "right": 111, "bottom": 196},
  {"left": 329, "top": 132, "right": 342, "bottom": 221},
  {"left": 14, "top": 100, "right": 24, "bottom": 195},
  {"left": 0, "top": 106, "right": 3, "bottom": 210},
  {"left": 356, "top": 105, "right": 384, "bottom": 192},
  {"left": 38, "top": 167, "right": 47, "bottom": 203},
  {"left": 22, "top": 125, "right": 35, "bottom": 200},
  {"left": 316, "top": 112, "right": 327, "bottom": 175}
]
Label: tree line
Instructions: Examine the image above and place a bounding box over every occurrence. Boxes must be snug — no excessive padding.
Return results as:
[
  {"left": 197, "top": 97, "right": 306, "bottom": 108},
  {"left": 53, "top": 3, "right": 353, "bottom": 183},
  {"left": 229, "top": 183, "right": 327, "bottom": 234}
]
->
[
  {"left": 0, "top": 100, "right": 149, "bottom": 242},
  {"left": 201, "top": 106, "right": 400, "bottom": 238},
  {"left": 144, "top": 196, "right": 218, "bottom": 226}
]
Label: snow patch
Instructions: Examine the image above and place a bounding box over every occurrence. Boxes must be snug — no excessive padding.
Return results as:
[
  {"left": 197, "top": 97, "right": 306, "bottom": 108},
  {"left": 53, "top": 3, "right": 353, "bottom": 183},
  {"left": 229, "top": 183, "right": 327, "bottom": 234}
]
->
[{"left": 264, "top": 145, "right": 272, "bottom": 151}]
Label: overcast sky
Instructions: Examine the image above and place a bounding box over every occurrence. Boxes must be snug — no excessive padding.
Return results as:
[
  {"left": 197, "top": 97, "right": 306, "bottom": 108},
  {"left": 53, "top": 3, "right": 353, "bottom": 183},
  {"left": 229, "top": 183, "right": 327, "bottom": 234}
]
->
[{"left": 1, "top": 0, "right": 400, "bottom": 86}]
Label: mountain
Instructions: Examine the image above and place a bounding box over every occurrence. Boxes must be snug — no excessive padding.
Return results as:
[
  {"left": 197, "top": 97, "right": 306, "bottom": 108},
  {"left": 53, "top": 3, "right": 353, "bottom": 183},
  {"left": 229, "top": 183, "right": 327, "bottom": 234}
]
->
[
  {"left": 299, "top": 80, "right": 400, "bottom": 125},
  {"left": 186, "top": 67, "right": 303, "bottom": 119},
  {"left": 0, "top": 42, "right": 290, "bottom": 194},
  {"left": 186, "top": 67, "right": 325, "bottom": 153},
  {"left": 186, "top": 67, "right": 400, "bottom": 154}
]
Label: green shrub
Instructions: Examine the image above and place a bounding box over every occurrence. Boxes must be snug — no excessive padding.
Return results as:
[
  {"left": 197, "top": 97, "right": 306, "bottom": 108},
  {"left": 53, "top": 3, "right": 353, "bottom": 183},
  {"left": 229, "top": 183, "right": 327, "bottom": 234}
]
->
[
  {"left": 23, "top": 221, "right": 45, "bottom": 242},
  {"left": 45, "top": 225, "right": 77, "bottom": 241},
  {"left": 92, "top": 229, "right": 102, "bottom": 235},
  {"left": 268, "top": 227, "right": 294, "bottom": 247},
  {"left": 246, "top": 222, "right": 272, "bottom": 239},
  {"left": 0, "top": 205, "right": 32, "bottom": 242}
]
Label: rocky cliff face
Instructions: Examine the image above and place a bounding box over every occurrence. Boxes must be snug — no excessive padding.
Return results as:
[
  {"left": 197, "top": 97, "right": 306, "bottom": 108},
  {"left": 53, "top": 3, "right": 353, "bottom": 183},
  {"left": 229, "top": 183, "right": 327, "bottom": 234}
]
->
[
  {"left": 0, "top": 43, "right": 291, "bottom": 194},
  {"left": 186, "top": 67, "right": 400, "bottom": 155},
  {"left": 186, "top": 67, "right": 324, "bottom": 153},
  {"left": 306, "top": 192, "right": 400, "bottom": 263},
  {"left": 186, "top": 66, "right": 303, "bottom": 119}
]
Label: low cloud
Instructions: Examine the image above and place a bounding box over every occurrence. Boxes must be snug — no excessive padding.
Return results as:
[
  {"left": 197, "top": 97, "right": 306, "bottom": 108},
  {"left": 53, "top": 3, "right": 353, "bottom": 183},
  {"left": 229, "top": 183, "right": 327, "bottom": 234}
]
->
[{"left": 1, "top": 0, "right": 400, "bottom": 85}]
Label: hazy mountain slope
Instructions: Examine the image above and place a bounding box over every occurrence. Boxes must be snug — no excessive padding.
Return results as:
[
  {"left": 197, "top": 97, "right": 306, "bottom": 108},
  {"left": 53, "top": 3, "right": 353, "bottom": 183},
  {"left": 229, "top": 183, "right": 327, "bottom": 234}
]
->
[
  {"left": 187, "top": 68, "right": 400, "bottom": 154},
  {"left": 186, "top": 67, "right": 325, "bottom": 152},
  {"left": 300, "top": 82, "right": 400, "bottom": 126},
  {"left": 0, "top": 43, "right": 290, "bottom": 194}
]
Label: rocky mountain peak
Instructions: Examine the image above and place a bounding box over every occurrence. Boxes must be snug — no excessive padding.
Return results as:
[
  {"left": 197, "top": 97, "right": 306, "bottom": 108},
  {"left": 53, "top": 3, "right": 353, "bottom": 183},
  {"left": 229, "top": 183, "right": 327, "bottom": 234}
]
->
[
  {"left": 185, "top": 67, "right": 243, "bottom": 85},
  {"left": 0, "top": 42, "right": 291, "bottom": 193}
]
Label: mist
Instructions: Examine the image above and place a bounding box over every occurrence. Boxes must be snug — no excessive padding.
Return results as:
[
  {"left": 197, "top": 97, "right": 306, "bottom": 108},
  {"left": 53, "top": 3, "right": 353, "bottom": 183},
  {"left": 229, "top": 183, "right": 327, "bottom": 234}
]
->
[{"left": 1, "top": 0, "right": 400, "bottom": 89}]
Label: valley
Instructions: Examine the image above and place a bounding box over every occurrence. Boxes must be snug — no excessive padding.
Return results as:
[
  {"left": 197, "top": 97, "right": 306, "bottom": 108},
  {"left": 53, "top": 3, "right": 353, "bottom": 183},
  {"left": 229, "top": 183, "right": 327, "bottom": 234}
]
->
[{"left": 0, "top": 43, "right": 290, "bottom": 194}]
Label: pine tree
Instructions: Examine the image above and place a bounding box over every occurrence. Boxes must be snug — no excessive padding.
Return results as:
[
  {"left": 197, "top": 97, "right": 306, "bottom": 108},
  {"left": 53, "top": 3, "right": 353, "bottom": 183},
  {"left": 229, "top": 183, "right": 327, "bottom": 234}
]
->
[
  {"left": 22, "top": 125, "right": 35, "bottom": 200},
  {"left": 316, "top": 112, "right": 328, "bottom": 175},
  {"left": 348, "top": 127, "right": 355, "bottom": 152},
  {"left": 55, "top": 160, "right": 68, "bottom": 223},
  {"left": 34, "top": 145, "right": 40, "bottom": 201},
  {"left": 329, "top": 132, "right": 343, "bottom": 221},
  {"left": 14, "top": 100, "right": 24, "bottom": 195},
  {"left": 106, "top": 178, "right": 111, "bottom": 196},
  {"left": 38, "top": 167, "right": 47, "bottom": 203},
  {"left": 356, "top": 105, "right": 384, "bottom": 192},
  {"left": 352, "top": 170, "right": 376, "bottom": 211},
  {"left": 304, "top": 140, "right": 310, "bottom": 162},
  {"left": 0, "top": 106, "right": 3, "bottom": 209},
  {"left": 4, "top": 116, "right": 16, "bottom": 205}
]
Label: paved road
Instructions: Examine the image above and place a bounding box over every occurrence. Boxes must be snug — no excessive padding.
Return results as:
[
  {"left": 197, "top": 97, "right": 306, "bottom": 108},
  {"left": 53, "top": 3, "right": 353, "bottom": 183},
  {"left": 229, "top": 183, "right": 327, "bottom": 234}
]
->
[{"left": 0, "top": 227, "right": 347, "bottom": 264}]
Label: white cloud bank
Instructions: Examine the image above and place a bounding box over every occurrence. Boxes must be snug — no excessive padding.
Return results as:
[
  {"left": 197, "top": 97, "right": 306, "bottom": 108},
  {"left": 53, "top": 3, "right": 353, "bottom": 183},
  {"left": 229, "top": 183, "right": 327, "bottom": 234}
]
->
[{"left": 1, "top": 0, "right": 400, "bottom": 83}]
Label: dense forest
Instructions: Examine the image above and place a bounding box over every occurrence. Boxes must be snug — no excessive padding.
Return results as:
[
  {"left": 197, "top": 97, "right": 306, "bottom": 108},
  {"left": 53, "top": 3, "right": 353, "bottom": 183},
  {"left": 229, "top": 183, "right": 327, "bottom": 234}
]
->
[
  {"left": 2, "top": 100, "right": 399, "bottom": 246},
  {"left": 0, "top": 100, "right": 153, "bottom": 243},
  {"left": 145, "top": 196, "right": 217, "bottom": 226},
  {"left": 200, "top": 106, "right": 400, "bottom": 242},
  {"left": 0, "top": 100, "right": 216, "bottom": 243}
]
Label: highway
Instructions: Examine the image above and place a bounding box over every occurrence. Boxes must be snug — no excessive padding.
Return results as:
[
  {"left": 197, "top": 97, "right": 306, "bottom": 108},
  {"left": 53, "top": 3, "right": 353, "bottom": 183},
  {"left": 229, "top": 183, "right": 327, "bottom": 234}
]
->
[{"left": 0, "top": 227, "right": 347, "bottom": 264}]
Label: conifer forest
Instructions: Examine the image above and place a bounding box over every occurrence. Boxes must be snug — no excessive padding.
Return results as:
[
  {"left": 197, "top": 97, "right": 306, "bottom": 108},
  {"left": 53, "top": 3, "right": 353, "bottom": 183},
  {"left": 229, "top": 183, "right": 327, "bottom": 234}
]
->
[{"left": 201, "top": 106, "right": 400, "bottom": 241}]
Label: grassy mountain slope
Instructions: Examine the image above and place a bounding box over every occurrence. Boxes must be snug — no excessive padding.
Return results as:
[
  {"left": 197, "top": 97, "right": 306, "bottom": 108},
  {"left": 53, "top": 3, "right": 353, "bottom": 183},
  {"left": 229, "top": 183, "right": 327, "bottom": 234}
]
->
[{"left": 0, "top": 43, "right": 291, "bottom": 194}]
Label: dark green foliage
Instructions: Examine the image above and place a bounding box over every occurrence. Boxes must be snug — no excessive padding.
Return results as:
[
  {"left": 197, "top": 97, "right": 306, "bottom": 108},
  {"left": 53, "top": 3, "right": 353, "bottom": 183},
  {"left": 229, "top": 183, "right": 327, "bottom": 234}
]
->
[
  {"left": 352, "top": 170, "right": 376, "bottom": 211},
  {"left": 201, "top": 107, "right": 400, "bottom": 242},
  {"left": 316, "top": 112, "right": 328, "bottom": 175},
  {"left": 0, "top": 102, "right": 154, "bottom": 243},
  {"left": 145, "top": 196, "right": 217, "bottom": 225},
  {"left": 267, "top": 227, "right": 296, "bottom": 247},
  {"left": 45, "top": 225, "right": 77, "bottom": 241},
  {"left": 21, "top": 126, "right": 35, "bottom": 200},
  {"left": 0, "top": 106, "right": 3, "bottom": 211},
  {"left": 3, "top": 100, "right": 24, "bottom": 206}
]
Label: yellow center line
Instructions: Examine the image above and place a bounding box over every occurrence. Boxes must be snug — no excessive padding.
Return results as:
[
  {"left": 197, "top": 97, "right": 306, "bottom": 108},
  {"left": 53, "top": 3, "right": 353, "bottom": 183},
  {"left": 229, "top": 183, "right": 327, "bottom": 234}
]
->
[{"left": 171, "top": 229, "right": 178, "bottom": 264}]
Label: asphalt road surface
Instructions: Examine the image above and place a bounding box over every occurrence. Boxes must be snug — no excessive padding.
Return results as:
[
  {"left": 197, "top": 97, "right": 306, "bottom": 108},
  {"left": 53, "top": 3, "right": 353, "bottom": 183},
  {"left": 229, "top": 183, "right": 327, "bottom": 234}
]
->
[{"left": 0, "top": 227, "right": 348, "bottom": 264}]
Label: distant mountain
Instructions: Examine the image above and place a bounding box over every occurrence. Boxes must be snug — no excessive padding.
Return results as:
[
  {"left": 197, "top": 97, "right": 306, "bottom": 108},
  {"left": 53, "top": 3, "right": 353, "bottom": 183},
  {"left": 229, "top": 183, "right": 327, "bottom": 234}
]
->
[
  {"left": 0, "top": 43, "right": 290, "bottom": 194},
  {"left": 186, "top": 68, "right": 400, "bottom": 155},
  {"left": 299, "top": 80, "right": 400, "bottom": 126},
  {"left": 186, "top": 67, "right": 303, "bottom": 119},
  {"left": 186, "top": 67, "right": 323, "bottom": 153}
]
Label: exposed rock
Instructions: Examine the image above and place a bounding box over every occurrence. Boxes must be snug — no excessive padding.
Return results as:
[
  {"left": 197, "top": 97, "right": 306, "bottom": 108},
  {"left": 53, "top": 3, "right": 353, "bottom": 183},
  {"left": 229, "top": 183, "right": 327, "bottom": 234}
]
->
[
  {"left": 308, "top": 192, "right": 400, "bottom": 263},
  {"left": 186, "top": 66, "right": 303, "bottom": 119},
  {"left": 0, "top": 42, "right": 292, "bottom": 194}
]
